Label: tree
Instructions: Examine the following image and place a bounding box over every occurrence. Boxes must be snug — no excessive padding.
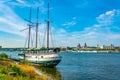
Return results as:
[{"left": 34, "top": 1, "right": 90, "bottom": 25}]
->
[{"left": 0, "top": 53, "right": 8, "bottom": 59}]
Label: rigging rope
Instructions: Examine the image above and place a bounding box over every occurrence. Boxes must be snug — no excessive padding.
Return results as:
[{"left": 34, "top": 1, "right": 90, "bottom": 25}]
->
[
  {"left": 50, "top": 25, "right": 54, "bottom": 48},
  {"left": 38, "top": 34, "right": 41, "bottom": 47},
  {"left": 42, "top": 23, "right": 47, "bottom": 47},
  {"left": 24, "top": 31, "right": 28, "bottom": 48},
  {"left": 30, "top": 30, "right": 34, "bottom": 48}
]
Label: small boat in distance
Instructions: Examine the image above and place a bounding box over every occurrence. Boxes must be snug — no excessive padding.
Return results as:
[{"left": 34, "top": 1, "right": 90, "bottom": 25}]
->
[
  {"left": 77, "top": 50, "right": 97, "bottom": 53},
  {"left": 18, "top": 3, "right": 61, "bottom": 67}
]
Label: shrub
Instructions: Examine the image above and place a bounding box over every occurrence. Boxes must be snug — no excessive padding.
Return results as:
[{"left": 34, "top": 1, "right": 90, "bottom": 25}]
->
[
  {"left": 0, "top": 65, "right": 7, "bottom": 74},
  {"left": 0, "top": 53, "right": 8, "bottom": 59},
  {"left": 9, "top": 65, "right": 21, "bottom": 75}
]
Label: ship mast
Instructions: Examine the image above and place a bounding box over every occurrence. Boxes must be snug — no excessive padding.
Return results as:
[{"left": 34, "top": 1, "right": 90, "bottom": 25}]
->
[
  {"left": 28, "top": 8, "right": 32, "bottom": 48},
  {"left": 36, "top": 7, "right": 39, "bottom": 48},
  {"left": 47, "top": 3, "right": 50, "bottom": 50}
]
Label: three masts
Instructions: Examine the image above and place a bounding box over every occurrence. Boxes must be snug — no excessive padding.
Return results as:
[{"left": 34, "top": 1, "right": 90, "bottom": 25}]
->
[
  {"left": 17, "top": 3, "right": 62, "bottom": 67},
  {"left": 27, "top": 3, "right": 50, "bottom": 50}
]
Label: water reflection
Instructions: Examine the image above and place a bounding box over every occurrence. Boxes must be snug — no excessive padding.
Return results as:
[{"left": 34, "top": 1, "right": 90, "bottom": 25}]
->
[{"left": 35, "top": 66, "right": 61, "bottom": 80}]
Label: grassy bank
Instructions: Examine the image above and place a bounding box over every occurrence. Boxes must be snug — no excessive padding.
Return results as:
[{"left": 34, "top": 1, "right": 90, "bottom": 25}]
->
[
  {"left": 0, "top": 60, "right": 48, "bottom": 80},
  {"left": 0, "top": 53, "right": 47, "bottom": 80}
]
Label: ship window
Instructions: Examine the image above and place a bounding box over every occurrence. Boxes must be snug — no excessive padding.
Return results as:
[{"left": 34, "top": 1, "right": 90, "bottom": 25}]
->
[{"left": 41, "top": 56, "right": 43, "bottom": 58}]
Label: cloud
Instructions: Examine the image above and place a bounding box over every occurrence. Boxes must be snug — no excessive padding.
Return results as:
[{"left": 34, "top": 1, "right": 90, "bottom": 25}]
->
[
  {"left": 16, "top": 0, "right": 25, "bottom": 4},
  {"left": 0, "top": 0, "right": 47, "bottom": 37},
  {"left": 1, "top": 0, "right": 45, "bottom": 9},
  {"left": 62, "top": 21, "right": 76, "bottom": 26},
  {"left": 88, "top": 10, "right": 120, "bottom": 32},
  {"left": 96, "top": 10, "right": 116, "bottom": 26},
  {"left": 54, "top": 9, "right": 120, "bottom": 47},
  {"left": 0, "top": 0, "right": 10, "bottom": 3},
  {"left": 0, "top": 0, "right": 120, "bottom": 47},
  {"left": 59, "top": 28, "right": 67, "bottom": 33},
  {"left": 83, "top": 10, "right": 120, "bottom": 41},
  {"left": 0, "top": 0, "right": 29, "bottom": 7},
  {"left": 96, "top": 9, "right": 120, "bottom": 27},
  {"left": 0, "top": 0, "right": 56, "bottom": 48},
  {"left": 8, "top": 0, "right": 47, "bottom": 13},
  {"left": 107, "top": 34, "right": 120, "bottom": 39},
  {"left": 62, "top": 17, "right": 77, "bottom": 26},
  {"left": 0, "top": 2, "right": 30, "bottom": 47},
  {"left": 0, "top": 3, "right": 28, "bottom": 37}
]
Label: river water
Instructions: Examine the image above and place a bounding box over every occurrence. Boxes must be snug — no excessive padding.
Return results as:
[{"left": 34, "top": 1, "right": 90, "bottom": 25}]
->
[
  {"left": 1, "top": 52, "right": 120, "bottom": 80},
  {"left": 57, "top": 52, "right": 120, "bottom": 80}
]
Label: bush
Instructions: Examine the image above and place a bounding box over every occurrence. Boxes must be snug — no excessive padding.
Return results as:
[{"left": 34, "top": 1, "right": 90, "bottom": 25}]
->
[
  {"left": 0, "top": 65, "right": 7, "bottom": 74},
  {"left": 9, "top": 65, "right": 21, "bottom": 75},
  {"left": 0, "top": 53, "right": 8, "bottom": 59}
]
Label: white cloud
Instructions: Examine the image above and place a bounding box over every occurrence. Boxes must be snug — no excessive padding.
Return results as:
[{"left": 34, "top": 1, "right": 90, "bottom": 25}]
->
[
  {"left": 0, "top": 2, "right": 30, "bottom": 47},
  {"left": 0, "top": 1, "right": 52, "bottom": 48},
  {"left": 62, "top": 17, "right": 77, "bottom": 26},
  {"left": 0, "top": 3, "right": 28, "bottom": 36},
  {"left": 106, "top": 10, "right": 115, "bottom": 16},
  {"left": 1, "top": 0, "right": 29, "bottom": 7},
  {"left": 107, "top": 34, "right": 120, "bottom": 39},
  {"left": 54, "top": 9, "right": 120, "bottom": 47},
  {"left": 0, "top": 0, "right": 120, "bottom": 47},
  {"left": 59, "top": 28, "right": 67, "bottom": 33},
  {"left": 96, "top": 10, "right": 115, "bottom": 26},
  {"left": 42, "top": 9, "right": 120, "bottom": 47},
  {"left": 1, "top": 0, "right": 45, "bottom": 9},
  {"left": 16, "top": 0, "right": 25, "bottom": 4},
  {"left": 62, "top": 21, "right": 76, "bottom": 26},
  {"left": 96, "top": 9, "right": 120, "bottom": 27},
  {"left": 84, "top": 10, "right": 120, "bottom": 45}
]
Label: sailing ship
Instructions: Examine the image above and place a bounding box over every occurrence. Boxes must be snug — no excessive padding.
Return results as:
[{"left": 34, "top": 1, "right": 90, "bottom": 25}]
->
[{"left": 18, "top": 3, "right": 61, "bottom": 67}]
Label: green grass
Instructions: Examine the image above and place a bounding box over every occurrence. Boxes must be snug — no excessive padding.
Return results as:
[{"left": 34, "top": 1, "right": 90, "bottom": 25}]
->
[{"left": 0, "top": 59, "right": 48, "bottom": 80}]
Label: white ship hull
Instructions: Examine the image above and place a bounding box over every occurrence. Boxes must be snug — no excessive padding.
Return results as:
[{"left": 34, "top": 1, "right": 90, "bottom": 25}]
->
[{"left": 18, "top": 52, "right": 61, "bottom": 67}]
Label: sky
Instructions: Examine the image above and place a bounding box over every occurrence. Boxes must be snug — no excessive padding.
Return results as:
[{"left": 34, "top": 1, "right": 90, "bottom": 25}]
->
[{"left": 0, "top": 0, "right": 120, "bottom": 48}]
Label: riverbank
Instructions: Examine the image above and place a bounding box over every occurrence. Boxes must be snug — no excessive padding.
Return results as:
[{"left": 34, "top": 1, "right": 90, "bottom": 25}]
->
[
  {"left": 65, "top": 50, "right": 120, "bottom": 53},
  {"left": 0, "top": 59, "right": 48, "bottom": 80}
]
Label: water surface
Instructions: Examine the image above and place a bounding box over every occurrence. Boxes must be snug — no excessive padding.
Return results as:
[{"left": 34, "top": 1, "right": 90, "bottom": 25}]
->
[
  {"left": 57, "top": 52, "right": 120, "bottom": 80},
  {"left": 1, "top": 51, "right": 120, "bottom": 80}
]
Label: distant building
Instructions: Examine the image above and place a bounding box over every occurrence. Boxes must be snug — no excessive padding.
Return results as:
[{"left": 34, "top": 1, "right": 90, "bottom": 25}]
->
[
  {"left": 66, "top": 47, "right": 72, "bottom": 50},
  {"left": 97, "top": 44, "right": 114, "bottom": 49},
  {"left": 110, "top": 44, "right": 114, "bottom": 49},
  {"left": 84, "top": 42, "right": 87, "bottom": 48},
  {"left": 77, "top": 43, "right": 81, "bottom": 48},
  {"left": 97, "top": 45, "right": 104, "bottom": 49}
]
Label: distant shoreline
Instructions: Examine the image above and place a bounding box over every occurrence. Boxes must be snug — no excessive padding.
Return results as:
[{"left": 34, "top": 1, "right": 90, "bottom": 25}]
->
[{"left": 64, "top": 50, "right": 120, "bottom": 53}]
